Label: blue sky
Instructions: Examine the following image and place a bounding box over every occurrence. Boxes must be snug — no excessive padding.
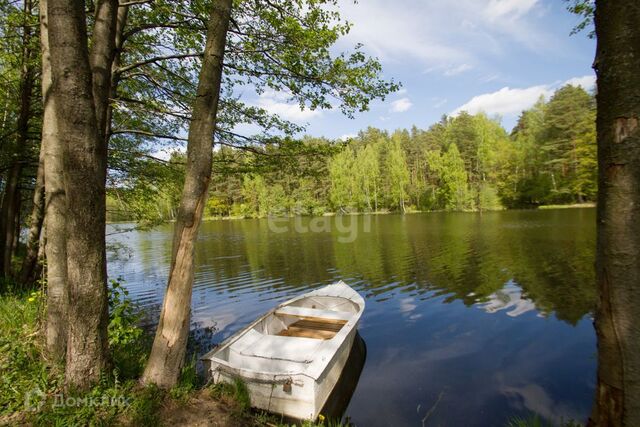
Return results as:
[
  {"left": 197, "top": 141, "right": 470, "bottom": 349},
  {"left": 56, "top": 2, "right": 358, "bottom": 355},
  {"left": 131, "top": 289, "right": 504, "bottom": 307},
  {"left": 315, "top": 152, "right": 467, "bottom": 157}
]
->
[{"left": 247, "top": 0, "right": 596, "bottom": 140}]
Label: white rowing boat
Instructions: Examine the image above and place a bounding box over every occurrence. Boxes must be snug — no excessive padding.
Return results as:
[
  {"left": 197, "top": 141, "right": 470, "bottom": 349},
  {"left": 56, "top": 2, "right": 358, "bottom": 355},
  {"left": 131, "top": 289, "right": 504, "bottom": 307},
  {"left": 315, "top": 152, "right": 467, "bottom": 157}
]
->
[{"left": 201, "top": 280, "right": 365, "bottom": 420}]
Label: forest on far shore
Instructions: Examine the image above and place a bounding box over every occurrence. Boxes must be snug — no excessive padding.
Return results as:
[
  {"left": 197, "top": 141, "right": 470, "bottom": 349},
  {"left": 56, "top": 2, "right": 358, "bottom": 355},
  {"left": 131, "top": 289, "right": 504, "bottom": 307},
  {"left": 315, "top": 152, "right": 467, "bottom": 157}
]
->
[{"left": 108, "top": 84, "right": 596, "bottom": 223}]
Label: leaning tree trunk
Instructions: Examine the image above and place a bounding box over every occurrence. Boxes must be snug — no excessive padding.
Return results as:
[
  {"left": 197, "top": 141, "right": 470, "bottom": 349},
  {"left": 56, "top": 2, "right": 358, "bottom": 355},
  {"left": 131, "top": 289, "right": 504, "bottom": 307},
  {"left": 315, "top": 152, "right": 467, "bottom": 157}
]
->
[
  {"left": 40, "top": 0, "right": 68, "bottom": 362},
  {"left": 19, "top": 146, "right": 45, "bottom": 286},
  {"left": 47, "top": 0, "right": 110, "bottom": 389},
  {"left": 589, "top": 1, "right": 640, "bottom": 426},
  {"left": 142, "top": 0, "right": 232, "bottom": 388}
]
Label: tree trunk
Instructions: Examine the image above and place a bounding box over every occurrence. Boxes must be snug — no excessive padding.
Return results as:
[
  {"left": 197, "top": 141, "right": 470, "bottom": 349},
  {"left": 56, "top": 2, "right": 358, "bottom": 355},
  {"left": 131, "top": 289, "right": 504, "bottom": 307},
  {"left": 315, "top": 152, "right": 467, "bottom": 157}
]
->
[
  {"left": 48, "top": 0, "right": 110, "bottom": 389},
  {"left": 11, "top": 196, "right": 22, "bottom": 258},
  {"left": 142, "top": 0, "right": 232, "bottom": 388},
  {"left": 19, "top": 146, "right": 45, "bottom": 286},
  {"left": 35, "top": 221, "right": 46, "bottom": 279},
  {"left": 90, "top": 0, "right": 118, "bottom": 139},
  {"left": 0, "top": 0, "right": 36, "bottom": 278},
  {"left": 40, "top": 0, "right": 68, "bottom": 362},
  {"left": 0, "top": 164, "right": 22, "bottom": 277},
  {"left": 104, "top": 3, "right": 129, "bottom": 143},
  {"left": 374, "top": 184, "right": 378, "bottom": 212},
  {"left": 589, "top": 1, "right": 640, "bottom": 426}
]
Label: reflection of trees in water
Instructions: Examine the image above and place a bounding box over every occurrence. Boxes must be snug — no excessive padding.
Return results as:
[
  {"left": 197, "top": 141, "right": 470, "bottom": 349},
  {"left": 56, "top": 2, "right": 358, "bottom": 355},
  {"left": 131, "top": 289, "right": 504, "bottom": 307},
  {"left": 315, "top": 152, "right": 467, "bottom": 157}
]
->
[
  {"left": 180, "top": 210, "right": 595, "bottom": 326},
  {"left": 337, "top": 210, "right": 594, "bottom": 325}
]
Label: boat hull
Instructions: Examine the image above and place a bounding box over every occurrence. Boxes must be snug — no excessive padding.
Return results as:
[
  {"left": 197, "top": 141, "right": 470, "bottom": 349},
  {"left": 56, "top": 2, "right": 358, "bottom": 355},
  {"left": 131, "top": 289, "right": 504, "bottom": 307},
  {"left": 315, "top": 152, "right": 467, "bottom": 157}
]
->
[
  {"left": 202, "top": 281, "right": 365, "bottom": 421},
  {"left": 205, "top": 324, "right": 357, "bottom": 420}
]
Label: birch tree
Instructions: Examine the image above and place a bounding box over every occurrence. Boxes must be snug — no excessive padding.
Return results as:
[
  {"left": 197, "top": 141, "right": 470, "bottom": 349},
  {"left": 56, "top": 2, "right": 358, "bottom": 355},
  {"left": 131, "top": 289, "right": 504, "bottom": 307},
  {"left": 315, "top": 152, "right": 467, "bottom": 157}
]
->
[{"left": 141, "top": 0, "right": 233, "bottom": 388}]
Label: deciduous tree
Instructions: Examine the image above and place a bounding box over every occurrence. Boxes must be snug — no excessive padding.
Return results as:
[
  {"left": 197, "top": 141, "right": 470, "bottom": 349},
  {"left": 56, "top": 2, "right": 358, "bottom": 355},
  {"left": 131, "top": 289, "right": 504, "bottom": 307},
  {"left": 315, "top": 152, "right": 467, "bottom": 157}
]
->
[
  {"left": 141, "top": 0, "right": 233, "bottom": 388},
  {"left": 47, "top": 0, "right": 115, "bottom": 388},
  {"left": 589, "top": 0, "right": 640, "bottom": 425},
  {"left": 40, "top": 0, "right": 68, "bottom": 361}
]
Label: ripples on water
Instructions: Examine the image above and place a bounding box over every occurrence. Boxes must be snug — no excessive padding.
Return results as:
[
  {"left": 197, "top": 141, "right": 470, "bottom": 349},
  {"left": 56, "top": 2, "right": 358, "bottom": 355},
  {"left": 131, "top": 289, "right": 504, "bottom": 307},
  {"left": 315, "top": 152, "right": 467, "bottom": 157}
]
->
[{"left": 107, "top": 208, "right": 597, "bottom": 427}]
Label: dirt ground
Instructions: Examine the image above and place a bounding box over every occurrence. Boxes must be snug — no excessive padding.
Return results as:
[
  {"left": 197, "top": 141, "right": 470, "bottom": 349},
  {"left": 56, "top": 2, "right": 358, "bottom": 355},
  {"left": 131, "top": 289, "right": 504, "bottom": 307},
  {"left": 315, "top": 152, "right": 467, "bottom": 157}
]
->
[
  {"left": 159, "top": 390, "right": 267, "bottom": 427},
  {"left": 0, "top": 390, "right": 268, "bottom": 427}
]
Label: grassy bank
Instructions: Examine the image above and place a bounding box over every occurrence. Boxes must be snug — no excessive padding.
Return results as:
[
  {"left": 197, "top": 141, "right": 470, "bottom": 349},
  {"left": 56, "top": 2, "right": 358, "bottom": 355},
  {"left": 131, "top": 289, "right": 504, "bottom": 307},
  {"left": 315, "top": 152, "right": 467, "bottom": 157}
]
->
[
  {"left": 0, "top": 285, "right": 342, "bottom": 427},
  {"left": 200, "top": 208, "right": 484, "bottom": 222},
  {"left": 538, "top": 203, "right": 596, "bottom": 210},
  {"left": 199, "top": 203, "right": 595, "bottom": 222},
  {"left": 110, "top": 202, "right": 598, "bottom": 225},
  {"left": 0, "top": 286, "right": 176, "bottom": 426}
]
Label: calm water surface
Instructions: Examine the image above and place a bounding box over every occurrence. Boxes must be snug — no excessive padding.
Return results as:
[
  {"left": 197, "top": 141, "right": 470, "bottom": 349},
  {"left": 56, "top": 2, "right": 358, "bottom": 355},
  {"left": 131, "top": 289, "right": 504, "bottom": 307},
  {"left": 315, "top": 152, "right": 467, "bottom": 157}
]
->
[{"left": 107, "top": 209, "right": 597, "bottom": 427}]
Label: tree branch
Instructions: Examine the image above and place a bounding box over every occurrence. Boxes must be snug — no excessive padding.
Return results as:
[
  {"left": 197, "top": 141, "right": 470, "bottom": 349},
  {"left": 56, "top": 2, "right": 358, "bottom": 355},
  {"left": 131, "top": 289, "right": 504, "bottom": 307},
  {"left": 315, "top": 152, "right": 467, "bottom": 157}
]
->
[
  {"left": 115, "top": 52, "right": 203, "bottom": 75},
  {"left": 119, "top": 0, "right": 152, "bottom": 6},
  {"left": 110, "top": 129, "right": 188, "bottom": 141},
  {"left": 122, "top": 21, "right": 205, "bottom": 42}
]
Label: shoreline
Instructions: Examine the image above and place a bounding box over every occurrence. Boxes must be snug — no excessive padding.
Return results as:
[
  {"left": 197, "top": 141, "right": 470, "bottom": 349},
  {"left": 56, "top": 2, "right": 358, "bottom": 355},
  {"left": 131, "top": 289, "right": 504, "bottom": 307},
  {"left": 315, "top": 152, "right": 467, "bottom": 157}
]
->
[{"left": 105, "top": 203, "right": 597, "bottom": 225}]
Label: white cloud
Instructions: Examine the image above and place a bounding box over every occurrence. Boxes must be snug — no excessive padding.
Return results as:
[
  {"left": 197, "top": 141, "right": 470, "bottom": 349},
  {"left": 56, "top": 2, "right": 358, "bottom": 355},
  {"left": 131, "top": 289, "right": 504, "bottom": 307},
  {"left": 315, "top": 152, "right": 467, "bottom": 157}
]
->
[
  {"left": 451, "top": 74, "right": 597, "bottom": 117},
  {"left": 478, "top": 283, "right": 537, "bottom": 317},
  {"left": 339, "top": 133, "right": 357, "bottom": 141},
  {"left": 485, "top": 0, "right": 539, "bottom": 21},
  {"left": 339, "top": 1, "right": 466, "bottom": 65},
  {"left": 390, "top": 97, "right": 413, "bottom": 113},
  {"left": 399, "top": 297, "right": 423, "bottom": 320},
  {"left": 443, "top": 63, "right": 473, "bottom": 77},
  {"left": 480, "top": 73, "right": 501, "bottom": 83},
  {"left": 451, "top": 85, "right": 553, "bottom": 116},
  {"left": 564, "top": 74, "right": 596, "bottom": 91},
  {"left": 338, "top": 0, "right": 550, "bottom": 68},
  {"left": 254, "top": 89, "right": 322, "bottom": 123},
  {"left": 432, "top": 97, "right": 448, "bottom": 109}
]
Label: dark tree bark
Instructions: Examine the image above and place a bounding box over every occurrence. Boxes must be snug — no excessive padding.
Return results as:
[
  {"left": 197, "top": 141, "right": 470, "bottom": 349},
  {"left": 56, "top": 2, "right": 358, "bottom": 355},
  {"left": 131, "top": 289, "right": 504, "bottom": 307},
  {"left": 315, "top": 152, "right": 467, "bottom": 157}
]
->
[
  {"left": 141, "top": 0, "right": 232, "bottom": 388},
  {"left": 40, "top": 0, "right": 68, "bottom": 362},
  {"left": 19, "top": 146, "right": 45, "bottom": 286},
  {"left": 47, "top": 0, "right": 110, "bottom": 389},
  {"left": 589, "top": 1, "right": 640, "bottom": 426},
  {"left": 104, "top": 2, "right": 129, "bottom": 143},
  {"left": 0, "top": 164, "right": 22, "bottom": 277},
  {"left": 11, "top": 196, "right": 22, "bottom": 258},
  {"left": 90, "top": 0, "right": 119, "bottom": 139},
  {"left": 0, "top": 0, "right": 36, "bottom": 278}
]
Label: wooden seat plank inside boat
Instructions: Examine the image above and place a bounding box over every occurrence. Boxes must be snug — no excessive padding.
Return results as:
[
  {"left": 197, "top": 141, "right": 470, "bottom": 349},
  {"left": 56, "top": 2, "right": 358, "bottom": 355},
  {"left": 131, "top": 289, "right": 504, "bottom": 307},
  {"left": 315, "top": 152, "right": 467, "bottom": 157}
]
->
[
  {"left": 277, "top": 318, "right": 347, "bottom": 340},
  {"left": 275, "top": 306, "right": 353, "bottom": 322}
]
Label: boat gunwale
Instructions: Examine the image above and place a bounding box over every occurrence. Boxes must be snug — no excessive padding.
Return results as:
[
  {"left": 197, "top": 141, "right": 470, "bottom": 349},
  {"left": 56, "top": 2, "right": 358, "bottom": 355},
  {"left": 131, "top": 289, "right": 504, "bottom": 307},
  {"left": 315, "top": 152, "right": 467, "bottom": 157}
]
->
[{"left": 201, "top": 281, "right": 365, "bottom": 381}]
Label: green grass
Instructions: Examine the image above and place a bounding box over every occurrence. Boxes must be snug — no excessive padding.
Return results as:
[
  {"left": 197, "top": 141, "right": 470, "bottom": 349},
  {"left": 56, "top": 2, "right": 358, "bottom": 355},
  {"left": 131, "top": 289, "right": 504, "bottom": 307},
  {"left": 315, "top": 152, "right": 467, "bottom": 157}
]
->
[
  {"left": 538, "top": 203, "right": 596, "bottom": 210},
  {"left": 127, "top": 384, "right": 165, "bottom": 427},
  {"left": 0, "top": 288, "right": 53, "bottom": 419},
  {"left": 232, "top": 377, "right": 252, "bottom": 412},
  {"left": 208, "top": 377, "right": 251, "bottom": 414},
  {"left": 0, "top": 281, "right": 291, "bottom": 426},
  {"left": 0, "top": 284, "right": 196, "bottom": 426},
  {"left": 0, "top": 286, "right": 140, "bottom": 425}
]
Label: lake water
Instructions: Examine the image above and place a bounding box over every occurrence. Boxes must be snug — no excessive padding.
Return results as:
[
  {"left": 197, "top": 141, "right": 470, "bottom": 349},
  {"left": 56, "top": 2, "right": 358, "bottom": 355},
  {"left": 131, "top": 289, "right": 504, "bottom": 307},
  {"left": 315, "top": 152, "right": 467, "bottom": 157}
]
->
[{"left": 107, "top": 208, "right": 597, "bottom": 426}]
